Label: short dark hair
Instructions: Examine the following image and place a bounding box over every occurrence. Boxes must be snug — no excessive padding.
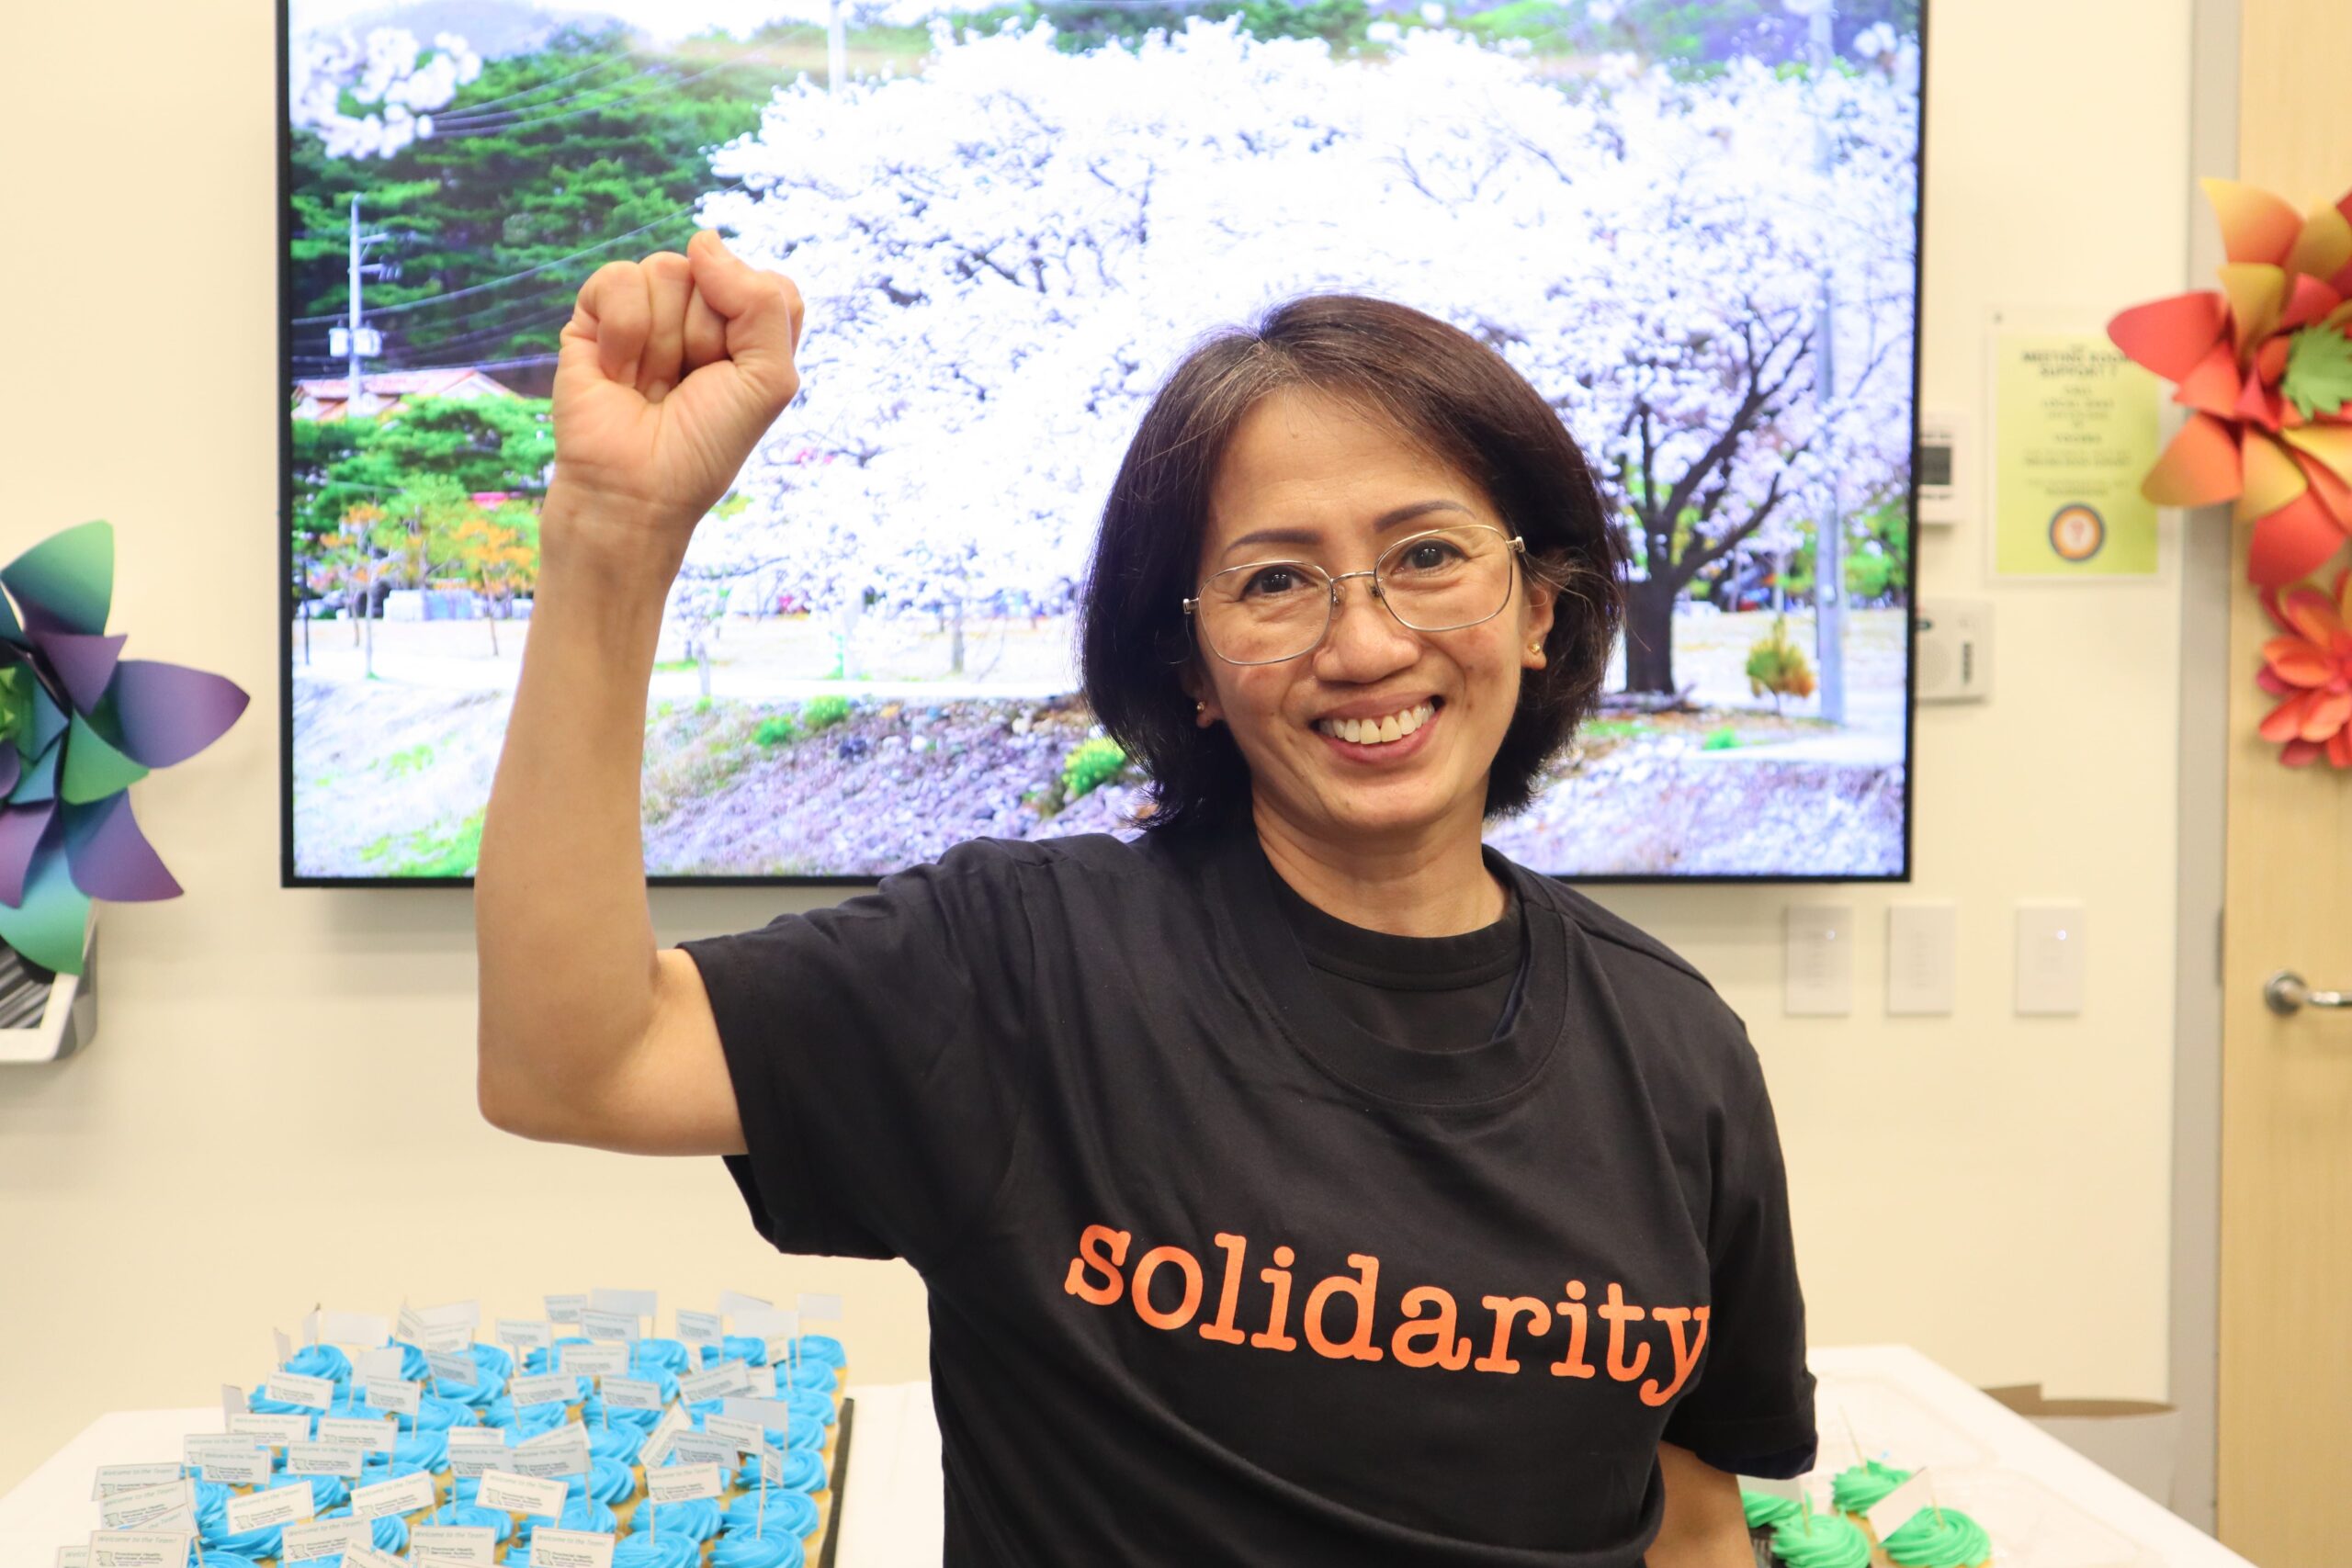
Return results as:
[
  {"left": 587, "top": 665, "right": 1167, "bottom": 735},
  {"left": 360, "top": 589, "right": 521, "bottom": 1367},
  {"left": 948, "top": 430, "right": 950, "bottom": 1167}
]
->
[{"left": 1079, "top": 292, "right": 1626, "bottom": 836}]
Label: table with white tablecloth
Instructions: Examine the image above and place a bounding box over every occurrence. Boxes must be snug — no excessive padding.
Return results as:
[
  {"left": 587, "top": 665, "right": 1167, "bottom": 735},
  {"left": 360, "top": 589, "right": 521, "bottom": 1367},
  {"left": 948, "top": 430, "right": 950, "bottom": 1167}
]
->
[{"left": 0, "top": 1346, "right": 2254, "bottom": 1568}]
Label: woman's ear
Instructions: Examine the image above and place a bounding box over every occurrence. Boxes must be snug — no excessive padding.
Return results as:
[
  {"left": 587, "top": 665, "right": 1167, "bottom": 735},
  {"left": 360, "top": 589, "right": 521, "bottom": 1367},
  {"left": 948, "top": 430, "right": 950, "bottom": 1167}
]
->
[
  {"left": 1522, "top": 572, "right": 1559, "bottom": 666},
  {"left": 1179, "top": 662, "right": 1221, "bottom": 727}
]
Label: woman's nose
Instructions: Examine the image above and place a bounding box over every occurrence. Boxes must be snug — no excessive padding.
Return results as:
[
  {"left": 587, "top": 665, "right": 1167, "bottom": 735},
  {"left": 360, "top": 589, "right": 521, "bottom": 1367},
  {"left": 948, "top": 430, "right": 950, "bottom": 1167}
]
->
[{"left": 1316, "top": 573, "right": 1418, "bottom": 670}]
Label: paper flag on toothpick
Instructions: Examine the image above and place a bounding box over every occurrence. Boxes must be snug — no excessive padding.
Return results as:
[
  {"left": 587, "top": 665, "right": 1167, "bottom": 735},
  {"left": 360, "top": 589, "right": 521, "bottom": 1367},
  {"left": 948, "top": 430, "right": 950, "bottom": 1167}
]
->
[{"left": 1865, "top": 1468, "right": 1936, "bottom": 1539}]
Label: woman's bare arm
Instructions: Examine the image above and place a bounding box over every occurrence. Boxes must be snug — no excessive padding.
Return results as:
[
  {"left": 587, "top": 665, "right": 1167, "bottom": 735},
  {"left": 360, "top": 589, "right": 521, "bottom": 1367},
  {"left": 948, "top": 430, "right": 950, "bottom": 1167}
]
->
[
  {"left": 474, "top": 230, "right": 803, "bottom": 1154},
  {"left": 1646, "top": 1441, "right": 1756, "bottom": 1568}
]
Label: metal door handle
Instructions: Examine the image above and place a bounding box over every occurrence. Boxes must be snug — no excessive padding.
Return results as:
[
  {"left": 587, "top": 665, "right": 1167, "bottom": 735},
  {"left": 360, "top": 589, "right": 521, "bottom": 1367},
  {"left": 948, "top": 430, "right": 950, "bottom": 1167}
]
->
[{"left": 2265, "top": 971, "right": 2352, "bottom": 1016}]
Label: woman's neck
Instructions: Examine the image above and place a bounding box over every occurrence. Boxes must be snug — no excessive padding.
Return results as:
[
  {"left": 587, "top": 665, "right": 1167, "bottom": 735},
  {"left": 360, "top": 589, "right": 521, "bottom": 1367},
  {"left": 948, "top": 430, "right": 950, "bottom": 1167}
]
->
[{"left": 1250, "top": 796, "right": 1509, "bottom": 938}]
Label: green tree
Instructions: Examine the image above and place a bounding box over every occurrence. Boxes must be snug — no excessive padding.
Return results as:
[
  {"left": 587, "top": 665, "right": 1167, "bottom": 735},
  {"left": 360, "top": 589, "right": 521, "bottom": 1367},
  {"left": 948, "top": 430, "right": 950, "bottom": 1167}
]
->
[
  {"left": 1783, "top": 497, "right": 1911, "bottom": 607},
  {"left": 290, "top": 26, "right": 781, "bottom": 392}
]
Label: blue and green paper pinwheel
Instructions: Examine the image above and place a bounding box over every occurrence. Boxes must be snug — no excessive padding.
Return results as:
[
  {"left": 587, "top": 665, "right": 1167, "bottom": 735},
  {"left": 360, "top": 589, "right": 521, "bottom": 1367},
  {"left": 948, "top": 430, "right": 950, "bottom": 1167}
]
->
[{"left": 0, "top": 521, "right": 248, "bottom": 975}]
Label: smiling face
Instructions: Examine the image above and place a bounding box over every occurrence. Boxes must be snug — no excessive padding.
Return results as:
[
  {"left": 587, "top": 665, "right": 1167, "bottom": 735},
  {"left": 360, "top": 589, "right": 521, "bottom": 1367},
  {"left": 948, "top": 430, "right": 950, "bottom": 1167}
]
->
[{"left": 1180, "top": 387, "right": 1555, "bottom": 852}]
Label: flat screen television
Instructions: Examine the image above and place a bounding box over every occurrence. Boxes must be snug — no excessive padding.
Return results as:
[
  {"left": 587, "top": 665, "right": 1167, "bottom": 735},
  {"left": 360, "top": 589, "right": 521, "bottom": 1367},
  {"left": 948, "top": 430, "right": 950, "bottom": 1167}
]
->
[{"left": 280, "top": 0, "right": 1923, "bottom": 885}]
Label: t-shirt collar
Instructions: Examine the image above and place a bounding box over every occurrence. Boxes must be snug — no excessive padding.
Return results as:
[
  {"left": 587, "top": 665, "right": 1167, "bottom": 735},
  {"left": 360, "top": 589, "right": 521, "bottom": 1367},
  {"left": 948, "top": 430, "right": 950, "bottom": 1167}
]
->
[{"left": 1202, "top": 815, "right": 1569, "bottom": 1109}]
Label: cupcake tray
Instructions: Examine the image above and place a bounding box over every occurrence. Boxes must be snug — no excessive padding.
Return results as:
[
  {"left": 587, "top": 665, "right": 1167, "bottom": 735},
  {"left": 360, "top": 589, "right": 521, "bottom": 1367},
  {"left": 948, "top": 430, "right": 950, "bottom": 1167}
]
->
[
  {"left": 1869, "top": 1469, "right": 2160, "bottom": 1568},
  {"left": 54, "top": 1317, "right": 859, "bottom": 1568},
  {"left": 1787, "top": 1375, "right": 2161, "bottom": 1568}
]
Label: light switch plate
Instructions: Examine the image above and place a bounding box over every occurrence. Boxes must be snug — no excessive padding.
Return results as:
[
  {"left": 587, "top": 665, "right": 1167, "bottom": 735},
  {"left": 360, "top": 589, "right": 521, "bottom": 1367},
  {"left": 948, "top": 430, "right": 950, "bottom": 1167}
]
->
[
  {"left": 1887, "top": 902, "right": 1958, "bottom": 1015},
  {"left": 1785, "top": 905, "right": 1855, "bottom": 1017},
  {"left": 2015, "top": 902, "right": 2086, "bottom": 1015}
]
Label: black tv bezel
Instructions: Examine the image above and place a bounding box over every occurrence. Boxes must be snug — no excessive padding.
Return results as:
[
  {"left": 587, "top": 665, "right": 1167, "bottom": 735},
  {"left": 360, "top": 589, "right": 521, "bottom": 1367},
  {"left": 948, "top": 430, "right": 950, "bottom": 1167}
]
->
[{"left": 277, "top": 2, "right": 1927, "bottom": 891}]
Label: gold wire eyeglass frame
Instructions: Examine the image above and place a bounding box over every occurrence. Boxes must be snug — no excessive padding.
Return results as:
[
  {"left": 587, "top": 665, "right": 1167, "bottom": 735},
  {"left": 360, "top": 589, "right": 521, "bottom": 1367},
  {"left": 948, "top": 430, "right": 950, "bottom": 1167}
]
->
[{"left": 1181, "top": 525, "right": 1530, "bottom": 666}]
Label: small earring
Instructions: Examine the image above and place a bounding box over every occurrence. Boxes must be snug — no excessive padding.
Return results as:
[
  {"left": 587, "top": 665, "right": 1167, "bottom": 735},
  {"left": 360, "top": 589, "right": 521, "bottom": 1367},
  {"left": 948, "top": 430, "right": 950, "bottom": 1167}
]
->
[{"left": 1195, "top": 701, "right": 1205, "bottom": 715}]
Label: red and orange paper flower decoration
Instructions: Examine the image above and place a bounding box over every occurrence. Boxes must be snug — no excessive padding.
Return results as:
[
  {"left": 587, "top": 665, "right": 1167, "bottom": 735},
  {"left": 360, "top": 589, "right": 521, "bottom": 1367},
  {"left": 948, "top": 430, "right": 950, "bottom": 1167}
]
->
[
  {"left": 2257, "top": 570, "right": 2352, "bottom": 769},
  {"left": 2108, "top": 177, "right": 2352, "bottom": 587}
]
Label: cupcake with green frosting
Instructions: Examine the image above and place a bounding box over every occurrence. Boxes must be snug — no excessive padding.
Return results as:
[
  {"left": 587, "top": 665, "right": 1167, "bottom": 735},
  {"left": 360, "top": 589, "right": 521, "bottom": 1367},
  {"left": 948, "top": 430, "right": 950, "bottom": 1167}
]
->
[
  {"left": 1764, "top": 1506, "right": 1874, "bottom": 1568},
  {"left": 1831, "top": 1455, "right": 1912, "bottom": 1549},
  {"left": 1740, "top": 1491, "right": 1804, "bottom": 1567},
  {"left": 1830, "top": 1457, "right": 1912, "bottom": 1518},
  {"left": 1881, "top": 1506, "right": 1993, "bottom": 1567}
]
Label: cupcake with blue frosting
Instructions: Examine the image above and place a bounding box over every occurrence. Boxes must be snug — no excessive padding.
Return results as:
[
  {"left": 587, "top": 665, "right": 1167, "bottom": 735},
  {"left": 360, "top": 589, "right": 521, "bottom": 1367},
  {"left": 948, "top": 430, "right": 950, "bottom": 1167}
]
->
[
  {"left": 718, "top": 1487, "right": 819, "bottom": 1550},
  {"left": 611, "top": 1533, "right": 703, "bottom": 1568},
  {"left": 631, "top": 1338, "right": 696, "bottom": 1378},
  {"left": 731, "top": 1446, "right": 825, "bottom": 1501},
  {"left": 783, "top": 1336, "right": 846, "bottom": 1386},
  {"left": 710, "top": 1529, "right": 804, "bottom": 1568},
  {"left": 589, "top": 1421, "right": 649, "bottom": 1470},
  {"left": 283, "top": 1344, "right": 354, "bottom": 1388},
  {"left": 470, "top": 1341, "right": 516, "bottom": 1383},
  {"left": 385, "top": 1341, "right": 435, "bottom": 1383},
  {"left": 585, "top": 1455, "right": 640, "bottom": 1514},
  {"left": 525, "top": 1339, "right": 594, "bottom": 1376},
  {"left": 631, "top": 1492, "right": 725, "bottom": 1541}
]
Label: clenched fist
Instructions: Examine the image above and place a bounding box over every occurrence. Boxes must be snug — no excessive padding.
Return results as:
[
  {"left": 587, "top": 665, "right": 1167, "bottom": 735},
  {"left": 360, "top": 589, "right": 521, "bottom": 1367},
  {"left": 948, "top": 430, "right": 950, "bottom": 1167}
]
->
[{"left": 547, "top": 228, "right": 804, "bottom": 565}]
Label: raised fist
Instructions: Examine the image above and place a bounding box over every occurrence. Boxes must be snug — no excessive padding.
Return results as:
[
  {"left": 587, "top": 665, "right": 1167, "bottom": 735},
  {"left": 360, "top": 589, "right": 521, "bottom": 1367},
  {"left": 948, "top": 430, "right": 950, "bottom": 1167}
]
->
[{"left": 547, "top": 228, "right": 804, "bottom": 557}]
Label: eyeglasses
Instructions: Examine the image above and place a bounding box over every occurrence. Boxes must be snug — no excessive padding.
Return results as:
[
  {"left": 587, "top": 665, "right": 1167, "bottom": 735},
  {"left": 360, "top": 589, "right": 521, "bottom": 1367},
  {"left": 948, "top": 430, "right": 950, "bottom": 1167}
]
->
[{"left": 1182, "top": 523, "right": 1528, "bottom": 666}]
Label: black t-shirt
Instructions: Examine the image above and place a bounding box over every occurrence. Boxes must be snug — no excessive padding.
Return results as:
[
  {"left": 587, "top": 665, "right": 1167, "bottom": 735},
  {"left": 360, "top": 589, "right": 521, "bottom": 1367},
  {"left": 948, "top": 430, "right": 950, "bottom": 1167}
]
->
[
  {"left": 1272, "top": 860, "right": 1527, "bottom": 1051},
  {"left": 683, "top": 816, "right": 1816, "bottom": 1565}
]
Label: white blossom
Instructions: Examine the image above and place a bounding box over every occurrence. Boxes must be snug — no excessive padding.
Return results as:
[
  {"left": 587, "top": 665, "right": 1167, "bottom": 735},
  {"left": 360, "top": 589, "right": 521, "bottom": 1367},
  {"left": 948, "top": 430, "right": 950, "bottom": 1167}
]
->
[
  {"left": 677, "top": 18, "right": 1916, "bottom": 641},
  {"left": 290, "top": 25, "right": 481, "bottom": 159}
]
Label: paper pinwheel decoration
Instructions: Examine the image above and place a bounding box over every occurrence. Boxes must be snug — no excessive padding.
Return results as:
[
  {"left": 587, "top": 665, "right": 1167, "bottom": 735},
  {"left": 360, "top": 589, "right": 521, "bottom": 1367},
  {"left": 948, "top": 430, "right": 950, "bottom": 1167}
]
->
[
  {"left": 2107, "top": 177, "right": 2352, "bottom": 587},
  {"left": 0, "top": 521, "right": 248, "bottom": 976},
  {"left": 2256, "top": 570, "right": 2352, "bottom": 768}
]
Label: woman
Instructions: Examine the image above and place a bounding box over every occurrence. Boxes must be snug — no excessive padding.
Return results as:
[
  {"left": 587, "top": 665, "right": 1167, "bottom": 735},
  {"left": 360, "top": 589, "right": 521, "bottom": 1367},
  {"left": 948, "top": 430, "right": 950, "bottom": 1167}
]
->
[{"left": 476, "top": 230, "right": 1815, "bottom": 1566}]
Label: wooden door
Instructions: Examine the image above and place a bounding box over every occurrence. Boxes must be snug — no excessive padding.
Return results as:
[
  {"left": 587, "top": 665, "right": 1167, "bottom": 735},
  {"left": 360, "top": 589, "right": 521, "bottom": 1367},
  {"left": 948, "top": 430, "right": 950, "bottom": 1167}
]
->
[{"left": 2215, "top": 3, "right": 2352, "bottom": 1561}]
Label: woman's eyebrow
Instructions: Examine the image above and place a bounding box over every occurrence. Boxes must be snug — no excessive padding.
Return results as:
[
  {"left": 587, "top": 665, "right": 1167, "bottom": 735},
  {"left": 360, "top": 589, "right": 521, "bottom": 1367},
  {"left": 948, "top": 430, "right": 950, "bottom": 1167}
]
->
[{"left": 1219, "top": 498, "right": 1473, "bottom": 560}]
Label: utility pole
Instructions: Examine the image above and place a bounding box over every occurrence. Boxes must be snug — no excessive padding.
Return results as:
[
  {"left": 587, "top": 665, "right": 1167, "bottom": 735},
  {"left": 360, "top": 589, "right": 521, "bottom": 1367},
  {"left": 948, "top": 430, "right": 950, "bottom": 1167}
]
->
[
  {"left": 336, "top": 194, "right": 393, "bottom": 411},
  {"left": 1806, "top": 4, "right": 1847, "bottom": 725},
  {"left": 328, "top": 195, "right": 398, "bottom": 648},
  {"left": 828, "top": 0, "right": 847, "bottom": 95}
]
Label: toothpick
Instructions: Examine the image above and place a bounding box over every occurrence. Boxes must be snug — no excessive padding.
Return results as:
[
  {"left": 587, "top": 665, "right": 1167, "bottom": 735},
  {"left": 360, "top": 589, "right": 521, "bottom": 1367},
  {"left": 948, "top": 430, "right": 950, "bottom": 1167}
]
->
[
  {"left": 1841, "top": 1408, "right": 1866, "bottom": 1468},
  {"left": 1799, "top": 1493, "right": 1815, "bottom": 1537},
  {"left": 1927, "top": 1470, "right": 1945, "bottom": 1526}
]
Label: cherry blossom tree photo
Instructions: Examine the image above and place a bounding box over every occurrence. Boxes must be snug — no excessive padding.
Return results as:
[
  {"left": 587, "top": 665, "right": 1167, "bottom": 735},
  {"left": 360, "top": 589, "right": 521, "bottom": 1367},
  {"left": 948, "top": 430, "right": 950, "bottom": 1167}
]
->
[{"left": 285, "top": 0, "right": 1920, "bottom": 880}]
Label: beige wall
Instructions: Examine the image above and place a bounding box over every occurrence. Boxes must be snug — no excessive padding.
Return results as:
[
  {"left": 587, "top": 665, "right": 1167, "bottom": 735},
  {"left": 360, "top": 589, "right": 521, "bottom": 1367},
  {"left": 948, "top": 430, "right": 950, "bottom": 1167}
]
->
[{"left": 0, "top": 0, "right": 2192, "bottom": 1496}]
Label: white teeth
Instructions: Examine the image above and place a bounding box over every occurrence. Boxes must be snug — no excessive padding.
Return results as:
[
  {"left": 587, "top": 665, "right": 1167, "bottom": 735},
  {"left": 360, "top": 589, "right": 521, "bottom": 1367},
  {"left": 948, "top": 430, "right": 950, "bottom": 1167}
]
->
[{"left": 1316, "top": 701, "right": 1434, "bottom": 745}]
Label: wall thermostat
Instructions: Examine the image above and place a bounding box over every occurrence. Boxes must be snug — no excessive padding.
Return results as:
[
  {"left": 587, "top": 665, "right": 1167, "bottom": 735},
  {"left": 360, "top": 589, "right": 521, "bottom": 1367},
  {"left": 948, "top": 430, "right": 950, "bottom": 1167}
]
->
[
  {"left": 1917, "top": 409, "right": 1969, "bottom": 527},
  {"left": 1916, "top": 599, "right": 1992, "bottom": 703}
]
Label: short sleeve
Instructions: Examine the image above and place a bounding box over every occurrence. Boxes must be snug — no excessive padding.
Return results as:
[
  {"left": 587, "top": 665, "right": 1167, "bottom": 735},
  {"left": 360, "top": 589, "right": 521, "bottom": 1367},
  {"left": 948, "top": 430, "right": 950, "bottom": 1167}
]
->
[
  {"left": 678, "top": 837, "right": 1037, "bottom": 1271},
  {"left": 1660, "top": 1041, "right": 1817, "bottom": 1478}
]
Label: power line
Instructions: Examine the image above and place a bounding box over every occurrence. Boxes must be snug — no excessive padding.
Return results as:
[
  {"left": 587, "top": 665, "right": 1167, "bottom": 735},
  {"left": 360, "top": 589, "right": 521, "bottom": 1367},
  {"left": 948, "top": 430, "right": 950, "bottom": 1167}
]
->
[
  {"left": 290, "top": 304, "right": 576, "bottom": 368},
  {"left": 424, "top": 55, "right": 756, "bottom": 135},
  {"left": 306, "top": 276, "right": 582, "bottom": 342},
  {"left": 423, "top": 62, "right": 687, "bottom": 130},
  {"left": 291, "top": 352, "right": 561, "bottom": 378},
  {"left": 289, "top": 179, "right": 749, "bottom": 324},
  {"left": 424, "top": 51, "right": 638, "bottom": 118}
]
